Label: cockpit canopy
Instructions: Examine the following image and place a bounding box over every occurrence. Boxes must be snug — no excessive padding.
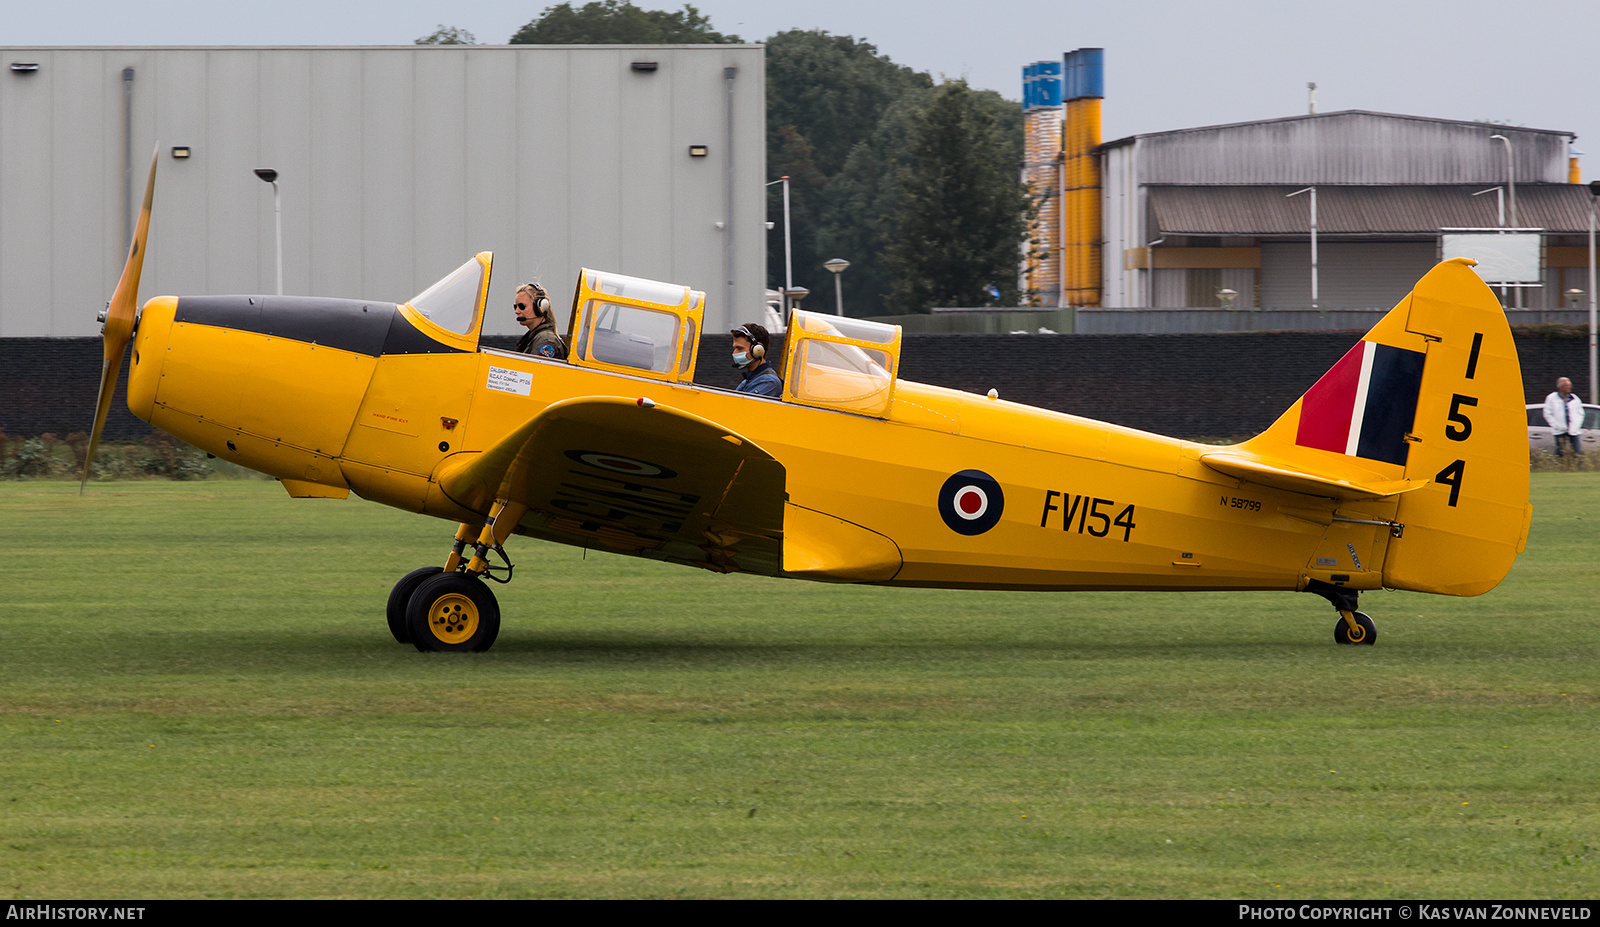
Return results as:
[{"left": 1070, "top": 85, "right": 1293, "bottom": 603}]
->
[
  {"left": 780, "top": 310, "right": 901, "bottom": 419},
  {"left": 566, "top": 268, "right": 704, "bottom": 383}
]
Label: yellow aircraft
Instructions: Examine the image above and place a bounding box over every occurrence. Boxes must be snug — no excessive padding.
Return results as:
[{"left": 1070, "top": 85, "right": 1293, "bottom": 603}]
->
[{"left": 86, "top": 154, "right": 1532, "bottom": 652}]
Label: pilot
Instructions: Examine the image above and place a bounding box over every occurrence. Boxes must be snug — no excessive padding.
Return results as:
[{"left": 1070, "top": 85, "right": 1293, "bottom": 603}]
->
[
  {"left": 513, "top": 283, "right": 567, "bottom": 359},
  {"left": 731, "top": 323, "right": 782, "bottom": 397}
]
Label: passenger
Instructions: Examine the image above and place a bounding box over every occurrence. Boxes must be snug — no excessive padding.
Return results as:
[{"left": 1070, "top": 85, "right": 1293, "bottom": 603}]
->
[
  {"left": 731, "top": 323, "right": 782, "bottom": 397},
  {"left": 513, "top": 283, "right": 567, "bottom": 359}
]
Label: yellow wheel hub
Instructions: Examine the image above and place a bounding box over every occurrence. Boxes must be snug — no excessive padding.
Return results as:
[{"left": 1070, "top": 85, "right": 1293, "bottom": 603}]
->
[
  {"left": 1341, "top": 611, "right": 1368, "bottom": 642},
  {"left": 426, "top": 592, "right": 480, "bottom": 645}
]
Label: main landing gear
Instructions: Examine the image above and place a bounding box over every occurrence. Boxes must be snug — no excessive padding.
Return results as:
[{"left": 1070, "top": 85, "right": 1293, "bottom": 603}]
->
[
  {"left": 387, "top": 501, "right": 525, "bottom": 653},
  {"left": 1305, "top": 578, "right": 1377, "bottom": 646}
]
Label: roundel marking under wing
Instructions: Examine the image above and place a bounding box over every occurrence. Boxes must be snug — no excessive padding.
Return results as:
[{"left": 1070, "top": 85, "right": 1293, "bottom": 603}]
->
[
  {"left": 563, "top": 449, "right": 678, "bottom": 479},
  {"left": 938, "top": 469, "right": 1004, "bottom": 535}
]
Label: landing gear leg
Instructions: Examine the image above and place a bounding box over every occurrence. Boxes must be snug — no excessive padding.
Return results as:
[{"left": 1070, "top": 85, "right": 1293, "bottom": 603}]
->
[
  {"left": 1304, "top": 578, "right": 1377, "bottom": 646},
  {"left": 403, "top": 501, "right": 526, "bottom": 654}
]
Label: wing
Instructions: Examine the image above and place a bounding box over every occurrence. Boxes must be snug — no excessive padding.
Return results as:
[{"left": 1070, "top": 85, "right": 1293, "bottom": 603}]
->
[{"left": 434, "top": 396, "right": 785, "bottom": 574}]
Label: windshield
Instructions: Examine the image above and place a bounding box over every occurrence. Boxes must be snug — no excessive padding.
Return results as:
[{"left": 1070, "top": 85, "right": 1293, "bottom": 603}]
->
[{"left": 408, "top": 258, "right": 487, "bottom": 335}]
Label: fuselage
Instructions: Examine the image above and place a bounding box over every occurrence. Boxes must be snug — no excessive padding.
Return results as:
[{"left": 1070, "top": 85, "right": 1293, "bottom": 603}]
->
[{"left": 125, "top": 293, "right": 1393, "bottom": 594}]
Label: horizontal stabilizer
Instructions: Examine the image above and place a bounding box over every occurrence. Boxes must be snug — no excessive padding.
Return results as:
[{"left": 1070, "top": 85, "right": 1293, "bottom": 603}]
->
[{"left": 1199, "top": 452, "right": 1427, "bottom": 500}]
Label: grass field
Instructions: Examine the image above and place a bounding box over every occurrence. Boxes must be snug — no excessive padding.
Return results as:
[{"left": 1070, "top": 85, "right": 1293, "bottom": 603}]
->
[{"left": 2, "top": 475, "right": 1597, "bottom": 899}]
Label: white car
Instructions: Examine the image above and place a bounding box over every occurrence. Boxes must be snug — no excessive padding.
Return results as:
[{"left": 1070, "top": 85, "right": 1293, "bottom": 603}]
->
[{"left": 1526, "top": 403, "right": 1600, "bottom": 453}]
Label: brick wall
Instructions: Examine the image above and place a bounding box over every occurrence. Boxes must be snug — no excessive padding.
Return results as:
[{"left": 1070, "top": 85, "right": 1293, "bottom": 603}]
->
[{"left": 5, "top": 330, "right": 1589, "bottom": 442}]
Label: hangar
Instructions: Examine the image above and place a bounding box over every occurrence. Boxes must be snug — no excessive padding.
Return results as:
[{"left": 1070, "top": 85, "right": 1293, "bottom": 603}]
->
[
  {"left": 1100, "top": 110, "right": 1594, "bottom": 310},
  {"left": 1022, "top": 53, "right": 1593, "bottom": 312},
  {"left": 0, "top": 44, "right": 766, "bottom": 338}
]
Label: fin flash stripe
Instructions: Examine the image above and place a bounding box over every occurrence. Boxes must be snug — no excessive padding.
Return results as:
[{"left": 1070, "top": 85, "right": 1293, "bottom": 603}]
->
[{"left": 1295, "top": 340, "right": 1425, "bottom": 466}]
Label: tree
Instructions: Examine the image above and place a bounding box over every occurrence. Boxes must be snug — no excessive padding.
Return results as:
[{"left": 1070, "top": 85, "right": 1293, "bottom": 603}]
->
[
  {"left": 415, "top": 25, "right": 478, "bottom": 45},
  {"left": 510, "top": 2, "right": 741, "bottom": 44},
  {"left": 764, "top": 31, "right": 930, "bottom": 299},
  {"left": 815, "top": 90, "right": 931, "bottom": 317},
  {"left": 882, "top": 81, "right": 1031, "bottom": 314}
]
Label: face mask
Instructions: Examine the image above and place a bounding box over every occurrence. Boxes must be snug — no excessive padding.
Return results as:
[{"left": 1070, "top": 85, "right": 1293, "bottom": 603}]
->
[{"left": 732, "top": 351, "right": 749, "bottom": 367}]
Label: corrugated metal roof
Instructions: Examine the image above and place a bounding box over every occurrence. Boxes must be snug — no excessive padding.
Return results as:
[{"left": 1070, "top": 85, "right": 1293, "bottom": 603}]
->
[
  {"left": 1149, "top": 184, "right": 1597, "bottom": 236},
  {"left": 1105, "top": 109, "right": 1576, "bottom": 146},
  {"left": 1103, "top": 111, "right": 1574, "bottom": 185}
]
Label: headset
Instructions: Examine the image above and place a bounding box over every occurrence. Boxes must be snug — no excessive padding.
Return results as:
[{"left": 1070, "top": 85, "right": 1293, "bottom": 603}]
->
[
  {"left": 521, "top": 283, "right": 550, "bottom": 317},
  {"left": 731, "top": 324, "right": 765, "bottom": 360}
]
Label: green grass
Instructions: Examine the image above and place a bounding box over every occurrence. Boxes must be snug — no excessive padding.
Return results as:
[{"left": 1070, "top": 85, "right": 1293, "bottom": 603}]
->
[{"left": 2, "top": 476, "right": 1597, "bottom": 898}]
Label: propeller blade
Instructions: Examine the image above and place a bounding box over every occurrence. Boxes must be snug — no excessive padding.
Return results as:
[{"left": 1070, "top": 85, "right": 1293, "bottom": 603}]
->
[{"left": 82, "top": 145, "right": 159, "bottom": 493}]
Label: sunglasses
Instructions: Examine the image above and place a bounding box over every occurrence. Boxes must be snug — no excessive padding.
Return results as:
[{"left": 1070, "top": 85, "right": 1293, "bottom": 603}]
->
[{"left": 514, "top": 301, "right": 530, "bottom": 311}]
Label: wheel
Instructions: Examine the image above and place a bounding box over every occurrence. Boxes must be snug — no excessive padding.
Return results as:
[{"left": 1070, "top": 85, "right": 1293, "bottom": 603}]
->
[
  {"left": 386, "top": 566, "right": 444, "bottom": 644},
  {"left": 406, "top": 572, "right": 501, "bottom": 653},
  {"left": 1334, "top": 610, "right": 1377, "bottom": 645}
]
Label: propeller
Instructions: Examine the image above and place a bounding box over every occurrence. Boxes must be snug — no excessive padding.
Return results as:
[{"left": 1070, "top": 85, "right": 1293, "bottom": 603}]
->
[{"left": 82, "top": 145, "right": 158, "bottom": 493}]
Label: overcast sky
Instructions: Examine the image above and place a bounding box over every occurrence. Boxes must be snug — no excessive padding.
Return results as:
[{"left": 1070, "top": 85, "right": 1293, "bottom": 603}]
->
[{"left": 7, "top": 0, "right": 1600, "bottom": 175}]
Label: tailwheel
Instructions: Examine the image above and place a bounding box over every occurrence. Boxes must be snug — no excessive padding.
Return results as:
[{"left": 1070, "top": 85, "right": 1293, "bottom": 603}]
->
[
  {"left": 386, "top": 566, "right": 444, "bottom": 644},
  {"left": 1334, "top": 610, "right": 1377, "bottom": 646},
  {"left": 406, "top": 571, "right": 501, "bottom": 653}
]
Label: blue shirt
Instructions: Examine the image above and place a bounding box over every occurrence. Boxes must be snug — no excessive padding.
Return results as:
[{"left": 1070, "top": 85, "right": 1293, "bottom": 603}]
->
[{"left": 736, "top": 361, "right": 782, "bottom": 398}]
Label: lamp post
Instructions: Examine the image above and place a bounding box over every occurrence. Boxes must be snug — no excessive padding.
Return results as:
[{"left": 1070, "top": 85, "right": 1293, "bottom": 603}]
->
[
  {"left": 1489, "top": 135, "right": 1517, "bottom": 227},
  {"left": 1287, "top": 187, "right": 1318, "bottom": 308},
  {"left": 1587, "top": 179, "right": 1598, "bottom": 404},
  {"left": 784, "top": 286, "right": 810, "bottom": 316},
  {"left": 766, "top": 176, "right": 793, "bottom": 314},
  {"left": 1472, "top": 186, "right": 1505, "bottom": 228},
  {"left": 823, "top": 258, "right": 850, "bottom": 316},
  {"left": 254, "top": 169, "right": 282, "bottom": 296}
]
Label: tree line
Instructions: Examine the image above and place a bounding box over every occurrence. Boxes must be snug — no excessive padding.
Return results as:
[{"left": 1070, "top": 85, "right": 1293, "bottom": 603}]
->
[{"left": 419, "top": 2, "right": 1031, "bottom": 315}]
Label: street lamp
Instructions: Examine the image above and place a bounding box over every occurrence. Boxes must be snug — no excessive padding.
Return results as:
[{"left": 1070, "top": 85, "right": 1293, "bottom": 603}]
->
[
  {"left": 784, "top": 286, "right": 810, "bottom": 315},
  {"left": 1472, "top": 186, "right": 1505, "bottom": 228},
  {"left": 1287, "top": 187, "right": 1318, "bottom": 308},
  {"left": 254, "top": 168, "right": 282, "bottom": 296},
  {"left": 823, "top": 258, "right": 850, "bottom": 316},
  {"left": 766, "top": 175, "right": 793, "bottom": 314},
  {"left": 1587, "top": 179, "right": 1598, "bottom": 404},
  {"left": 1489, "top": 135, "right": 1517, "bottom": 227}
]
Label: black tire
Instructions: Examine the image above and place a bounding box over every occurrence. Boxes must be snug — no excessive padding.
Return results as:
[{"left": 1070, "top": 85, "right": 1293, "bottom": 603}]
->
[
  {"left": 386, "top": 566, "right": 443, "bottom": 644},
  {"left": 406, "top": 572, "right": 501, "bottom": 653},
  {"left": 1334, "top": 611, "right": 1377, "bottom": 645}
]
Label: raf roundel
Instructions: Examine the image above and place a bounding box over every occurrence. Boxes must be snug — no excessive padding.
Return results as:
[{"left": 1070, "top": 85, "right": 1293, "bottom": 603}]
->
[
  {"left": 564, "top": 449, "right": 678, "bottom": 479},
  {"left": 938, "top": 469, "right": 1005, "bottom": 535}
]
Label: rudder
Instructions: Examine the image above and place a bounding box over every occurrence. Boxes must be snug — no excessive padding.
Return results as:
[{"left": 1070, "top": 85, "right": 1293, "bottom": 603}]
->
[{"left": 1382, "top": 259, "right": 1531, "bottom": 595}]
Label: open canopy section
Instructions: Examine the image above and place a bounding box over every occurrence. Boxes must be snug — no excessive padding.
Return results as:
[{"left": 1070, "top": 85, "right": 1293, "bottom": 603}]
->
[{"left": 566, "top": 268, "right": 704, "bottom": 383}]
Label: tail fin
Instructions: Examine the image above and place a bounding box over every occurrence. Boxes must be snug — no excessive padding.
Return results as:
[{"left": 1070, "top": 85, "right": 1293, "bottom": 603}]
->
[{"left": 1201, "top": 259, "right": 1531, "bottom": 596}]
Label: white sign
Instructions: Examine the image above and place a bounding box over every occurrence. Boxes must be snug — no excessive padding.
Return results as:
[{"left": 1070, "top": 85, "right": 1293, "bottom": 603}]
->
[
  {"left": 1441, "top": 232, "right": 1543, "bottom": 284},
  {"left": 486, "top": 366, "right": 533, "bottom": 396}
]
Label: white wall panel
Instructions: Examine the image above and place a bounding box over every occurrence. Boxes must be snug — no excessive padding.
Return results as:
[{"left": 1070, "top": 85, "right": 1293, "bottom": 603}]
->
[
  {"left": 307, "top": 52, "right": 363, "bottom": 300},
  {"left": 257, "top": 50, "right": 313, "bottom": 297},
  {"left": 0, "top": 45, "right": 765, "bottom": 337},
  {"left": 1, "top": 52, "right": 57, "bottom": 335},
  {"left": 361, "top": 51, "right": 416, "bottom": 302},
  {"left": 202, "top": 51, "right": 261, "bottom": 296},
  {"left": 412, "top": 50, "right": 468, "bottom": 291},
  {"left": 618, "top": 52, "right": 675, "bottom": 284},
  {"left": 515, "top": 49, "right": 574, "bottom": 318},
  {"left": 463, "top": 51, "right": 520, "bottom": 336},
  {"left": 148, "top": 50, "right": 212, "bottom": 299},
  {"left": 568, "top": 51, "right": 625, "bottom": 276},
  {"left": 48, "top": 55, "right": 107, "bottom": 335}
]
